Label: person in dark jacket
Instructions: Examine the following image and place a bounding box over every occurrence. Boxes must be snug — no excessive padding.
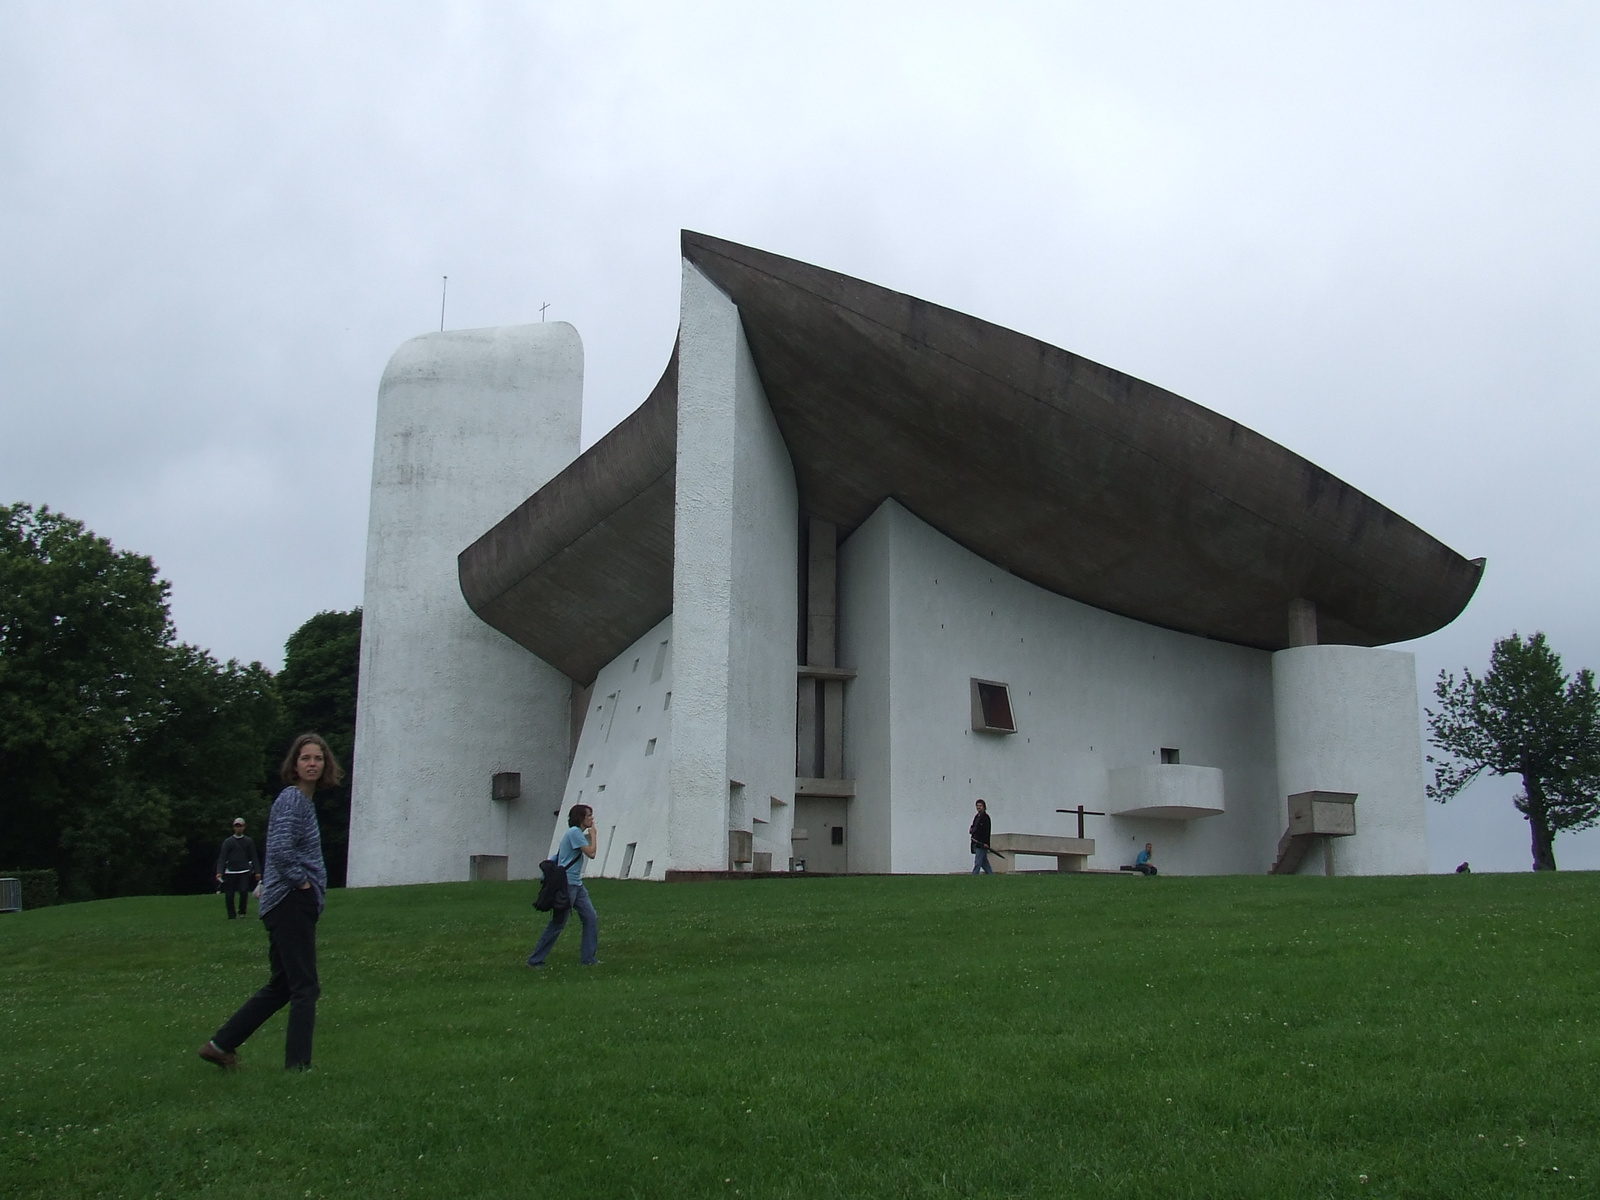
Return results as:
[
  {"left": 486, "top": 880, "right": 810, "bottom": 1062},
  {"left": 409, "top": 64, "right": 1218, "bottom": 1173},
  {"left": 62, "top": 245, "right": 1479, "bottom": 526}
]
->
[
  {"left": 199, "top": 732, "right": 338, "bottom": 1072},
  {"left": 215, "top": 818, "right": 261, "bottom": 919},
  {"left": 970, "top": 799, "right": 994, "bottom": 874}
]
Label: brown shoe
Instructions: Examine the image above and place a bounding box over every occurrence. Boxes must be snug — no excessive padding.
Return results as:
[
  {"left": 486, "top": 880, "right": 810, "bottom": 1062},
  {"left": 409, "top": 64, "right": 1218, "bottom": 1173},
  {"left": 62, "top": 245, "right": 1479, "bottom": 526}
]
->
[{"left": 199, "top": 1041, "right": 239, "bottom": 1069}]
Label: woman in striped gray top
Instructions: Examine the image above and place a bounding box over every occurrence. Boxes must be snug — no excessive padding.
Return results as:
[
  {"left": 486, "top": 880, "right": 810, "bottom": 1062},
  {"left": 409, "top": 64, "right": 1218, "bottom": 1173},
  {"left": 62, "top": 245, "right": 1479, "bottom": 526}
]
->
[{"left": 200, "top": 732, "right": 339, "bottom": 1071}]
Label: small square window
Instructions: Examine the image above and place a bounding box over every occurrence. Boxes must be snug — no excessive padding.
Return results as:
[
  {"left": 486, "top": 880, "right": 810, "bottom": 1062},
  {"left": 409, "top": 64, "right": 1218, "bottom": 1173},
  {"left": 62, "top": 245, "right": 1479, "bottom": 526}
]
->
[
  {"left": 830, "top": 826, "right": 845, "bottom": 845},
  {"left": 970, "top": 679, "right": 1017, "bottom": 733},
  {"left": 1160, "top": 747, "right": 1180, "bottom": 764}
]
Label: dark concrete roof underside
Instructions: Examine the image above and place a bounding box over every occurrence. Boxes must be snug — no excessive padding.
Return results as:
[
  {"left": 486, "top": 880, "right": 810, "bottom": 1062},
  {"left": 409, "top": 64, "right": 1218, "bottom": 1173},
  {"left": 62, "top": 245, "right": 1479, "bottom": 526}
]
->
[
  {"left": 459, "top": 349, "right": 677, "bottom": 684},
  {"left": 461, "top": 232, "right": 1482, "bottom": 684}
]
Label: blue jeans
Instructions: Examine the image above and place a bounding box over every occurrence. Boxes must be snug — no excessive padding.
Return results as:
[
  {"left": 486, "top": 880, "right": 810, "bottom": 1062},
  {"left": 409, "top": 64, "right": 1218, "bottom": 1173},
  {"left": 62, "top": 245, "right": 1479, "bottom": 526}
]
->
[
  {"left": 528, "top": 883, "right": 599, "bottom": 965},
  {"left": 972, "top": 847, "right": 993, "bottom": 874}
]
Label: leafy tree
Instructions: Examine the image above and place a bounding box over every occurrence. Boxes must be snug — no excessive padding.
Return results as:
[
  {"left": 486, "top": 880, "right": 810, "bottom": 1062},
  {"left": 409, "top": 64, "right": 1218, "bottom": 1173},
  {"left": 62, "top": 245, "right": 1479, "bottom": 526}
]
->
[
  {"left": 273, "top": 608, "right": 361, "bottom": 887},
  {"left": 1427, "top": 631, "right": 1600, "bottom": 871},
  {"left": 136, "top": 643, "right": 281, "bottom": 896},
  {"left": 0, "top": 503, "right": 281, "bottom": 897}
]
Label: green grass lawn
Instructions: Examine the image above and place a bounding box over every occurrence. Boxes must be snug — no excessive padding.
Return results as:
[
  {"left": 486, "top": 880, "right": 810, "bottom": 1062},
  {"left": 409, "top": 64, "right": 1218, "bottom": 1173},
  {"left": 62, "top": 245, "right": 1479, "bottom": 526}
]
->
[{"left": 2, "top": 871, "right": 1597, "bottom": 1199}]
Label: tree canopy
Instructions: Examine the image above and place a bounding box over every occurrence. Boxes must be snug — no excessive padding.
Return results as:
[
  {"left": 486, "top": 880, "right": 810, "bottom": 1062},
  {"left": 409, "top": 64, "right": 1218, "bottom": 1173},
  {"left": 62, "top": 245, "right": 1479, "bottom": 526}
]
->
[
  {"left": 1427, "top": 631, "right": 1600, "bottom": 871},
  {"left": 0, "top": 504, "right": 281, "bottom": 897},
  {"left": 274, "top": 608, "right": 361, "bottom": 886}
]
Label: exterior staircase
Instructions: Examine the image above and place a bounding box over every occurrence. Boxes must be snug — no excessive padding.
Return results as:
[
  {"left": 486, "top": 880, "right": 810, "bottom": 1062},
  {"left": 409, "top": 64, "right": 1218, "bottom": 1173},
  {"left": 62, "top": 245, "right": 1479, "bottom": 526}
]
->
[{"left": 1268, "top": 791, "right": 1357, "bottom": 875}]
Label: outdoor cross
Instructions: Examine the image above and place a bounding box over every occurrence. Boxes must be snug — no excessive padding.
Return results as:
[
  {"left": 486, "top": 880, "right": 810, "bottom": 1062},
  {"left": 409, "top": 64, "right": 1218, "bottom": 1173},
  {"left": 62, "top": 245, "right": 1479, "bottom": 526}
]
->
[{"left": 1055, "top": 805, "right": 1106, "bottom": 839}]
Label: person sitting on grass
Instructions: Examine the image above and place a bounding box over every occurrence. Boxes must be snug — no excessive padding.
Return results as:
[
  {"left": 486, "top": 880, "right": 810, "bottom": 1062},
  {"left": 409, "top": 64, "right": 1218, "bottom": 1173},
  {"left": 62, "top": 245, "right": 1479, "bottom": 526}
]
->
[{"left": 1120, "top": 843, "right": 1158, "bottom": 876}]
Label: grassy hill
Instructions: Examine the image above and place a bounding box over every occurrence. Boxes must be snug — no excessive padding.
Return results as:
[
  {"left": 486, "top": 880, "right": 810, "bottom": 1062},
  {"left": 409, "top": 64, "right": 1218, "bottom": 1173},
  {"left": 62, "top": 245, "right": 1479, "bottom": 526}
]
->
[{"left": 2, "top": 871, "right": 1597, "bottom": 1199}]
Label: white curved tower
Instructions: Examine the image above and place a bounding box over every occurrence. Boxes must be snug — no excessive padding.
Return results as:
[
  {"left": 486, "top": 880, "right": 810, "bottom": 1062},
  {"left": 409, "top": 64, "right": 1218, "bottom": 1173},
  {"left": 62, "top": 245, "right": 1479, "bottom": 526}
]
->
[
  {"left": 348, "top": 324, "right": 583, "bottom": 886},
  {"left": 1272, "top": 644, "right": 1429, "bottom": 875}
]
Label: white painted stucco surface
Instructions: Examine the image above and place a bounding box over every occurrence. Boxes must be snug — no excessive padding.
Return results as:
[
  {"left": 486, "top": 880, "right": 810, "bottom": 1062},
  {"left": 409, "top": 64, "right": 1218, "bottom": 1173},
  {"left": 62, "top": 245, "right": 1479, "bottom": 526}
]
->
[
  {"left": 348, "top": 324, "right": 582, "bottom": 886},
  {"left": 1272, "top": 645, "right": 1428, "bottom": 875},
  {"left": 668, "top": 262, "right": 799, "bottom": 871},
  {"left": 1106, "top": 765, "right": 1226, "bottom": 819},
  {"left": 839, "top": 500, "right": 1283, "bottom": 875},
  {"left": 552, "top": 615, "right": 674, "bottom": 879},
  {"left": 835, "top": 508, "right": 893, "bottom": 873}
]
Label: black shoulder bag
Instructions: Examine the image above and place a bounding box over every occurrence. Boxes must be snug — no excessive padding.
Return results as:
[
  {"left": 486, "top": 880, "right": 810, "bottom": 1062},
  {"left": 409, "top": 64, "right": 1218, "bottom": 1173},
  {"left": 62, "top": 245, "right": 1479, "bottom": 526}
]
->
[{"left": 533, "top": 848, "right": 582, "bottom": 912}]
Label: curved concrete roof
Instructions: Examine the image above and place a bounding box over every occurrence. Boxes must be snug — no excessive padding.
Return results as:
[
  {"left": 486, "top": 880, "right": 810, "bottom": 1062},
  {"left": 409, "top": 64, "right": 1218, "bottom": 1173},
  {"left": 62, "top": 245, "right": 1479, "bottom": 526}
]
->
[{"left": 461, "top": 231, "right": 1482, "bottom": 684}]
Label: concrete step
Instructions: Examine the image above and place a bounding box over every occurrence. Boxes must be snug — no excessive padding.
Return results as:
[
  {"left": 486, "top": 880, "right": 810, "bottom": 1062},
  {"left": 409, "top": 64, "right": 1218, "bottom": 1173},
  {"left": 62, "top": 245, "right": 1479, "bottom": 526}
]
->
[{"left": 1269, "top": 830, "right": 1318, "bottom": 875}]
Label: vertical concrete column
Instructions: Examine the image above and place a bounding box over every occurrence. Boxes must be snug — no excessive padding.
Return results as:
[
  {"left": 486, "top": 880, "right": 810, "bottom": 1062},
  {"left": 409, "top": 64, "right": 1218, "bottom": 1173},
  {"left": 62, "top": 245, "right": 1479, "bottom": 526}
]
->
[
  {"left": 799, "top": 518, "right": 843, "bottom": 780},
  {"left": 810, "top": 519, "right": 845, "bottom": 779},
  {"left": 348, "top": 324, "right": 583, "bottom": 886},
  {"left": 1287, "top": 598, "right": 1318, "bottom": 647},
  {"left": 1271, "top": 644, "right": 1428, "bottom": 875},
  {"left": 807, "top": 518, "right": 838, "bottom": 666},
  {"left": 670, "top": 261, "right": 799, "bottom": 871}
]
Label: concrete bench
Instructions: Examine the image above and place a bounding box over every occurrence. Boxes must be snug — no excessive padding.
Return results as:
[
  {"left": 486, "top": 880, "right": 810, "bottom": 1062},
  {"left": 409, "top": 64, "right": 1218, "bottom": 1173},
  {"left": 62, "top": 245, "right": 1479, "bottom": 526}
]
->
[{"left": 989, "top": 833, "right": 1095, "bottom": 873}]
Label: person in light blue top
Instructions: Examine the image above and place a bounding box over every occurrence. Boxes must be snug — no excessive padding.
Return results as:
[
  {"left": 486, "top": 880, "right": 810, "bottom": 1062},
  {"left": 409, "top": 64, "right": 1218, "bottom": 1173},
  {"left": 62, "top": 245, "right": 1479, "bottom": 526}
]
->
[{"left": 527, "top": 803, "right": 599, "bottom": 968}]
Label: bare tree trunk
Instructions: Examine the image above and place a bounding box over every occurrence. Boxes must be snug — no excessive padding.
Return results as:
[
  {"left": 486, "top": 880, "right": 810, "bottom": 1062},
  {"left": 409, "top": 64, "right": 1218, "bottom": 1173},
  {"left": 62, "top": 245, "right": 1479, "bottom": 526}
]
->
[{"left": 1525, "top": 776, "right": 1558, "bottom": 871}]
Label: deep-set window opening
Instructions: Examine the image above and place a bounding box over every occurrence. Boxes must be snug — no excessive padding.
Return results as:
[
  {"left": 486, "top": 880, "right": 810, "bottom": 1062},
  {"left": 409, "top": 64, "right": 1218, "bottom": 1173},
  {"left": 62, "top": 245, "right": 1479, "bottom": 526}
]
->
[{"left": 970, "top": 679, "right": 1017, "bottom": 733}]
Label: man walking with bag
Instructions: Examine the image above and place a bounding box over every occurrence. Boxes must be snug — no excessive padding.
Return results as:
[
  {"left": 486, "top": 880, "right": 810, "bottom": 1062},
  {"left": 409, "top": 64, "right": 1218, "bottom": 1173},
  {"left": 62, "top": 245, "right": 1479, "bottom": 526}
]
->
[
  {"left": 216, "top": 818, "right": 261, "bottom": 919},
  {"left": 527, "top": 803, "right": 599, "bottom": 968},
  {"left": 970, "top": 798, "right": 995, "bottom": 874}
]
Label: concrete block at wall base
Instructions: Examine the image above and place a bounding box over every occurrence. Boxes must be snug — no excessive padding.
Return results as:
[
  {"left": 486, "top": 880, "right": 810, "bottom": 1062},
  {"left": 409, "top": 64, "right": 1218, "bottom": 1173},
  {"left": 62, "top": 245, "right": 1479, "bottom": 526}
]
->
[
  {"left": 729, "top": 829, "right": 754, "bottom": 865},
  {"left": 469, "top": 854, "right": 509, "bottom": 882},
  {"left": 752, "top": 851, "right": 773, "bottom": 872}
]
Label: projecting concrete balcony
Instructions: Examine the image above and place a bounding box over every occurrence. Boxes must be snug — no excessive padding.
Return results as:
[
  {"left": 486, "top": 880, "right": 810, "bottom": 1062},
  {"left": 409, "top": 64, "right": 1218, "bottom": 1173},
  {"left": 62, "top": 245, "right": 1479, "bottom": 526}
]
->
[{"left": 1106, "top": 765, "right": 1225, "bottom": 820}]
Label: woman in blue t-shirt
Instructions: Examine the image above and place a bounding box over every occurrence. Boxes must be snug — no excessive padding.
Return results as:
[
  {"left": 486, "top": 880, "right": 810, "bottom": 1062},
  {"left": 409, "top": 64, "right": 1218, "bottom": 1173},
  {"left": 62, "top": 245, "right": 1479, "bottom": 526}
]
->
[{"left": 527, "top": 803, "right": 600, "bottom": 967}]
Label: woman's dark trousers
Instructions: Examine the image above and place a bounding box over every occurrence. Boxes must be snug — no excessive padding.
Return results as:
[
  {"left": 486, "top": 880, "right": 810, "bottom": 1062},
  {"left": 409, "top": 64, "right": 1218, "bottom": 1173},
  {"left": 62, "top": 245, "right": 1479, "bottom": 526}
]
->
[{"left": 212, "top": 888, "right": 320, "bottom": 1068}]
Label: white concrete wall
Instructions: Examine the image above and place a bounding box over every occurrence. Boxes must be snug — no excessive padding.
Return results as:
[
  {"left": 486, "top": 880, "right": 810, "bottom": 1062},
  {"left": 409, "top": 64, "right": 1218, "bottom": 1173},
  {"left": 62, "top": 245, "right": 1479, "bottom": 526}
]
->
[
  {"left": 1272, "top": 645, "right": 1429, "bottom": 875},
  {"left": 553, "top": 616, "right": 674, "bottom": 878},
  {"left": 348, "top": 324, "right": 582, "bottom": 886},
  {"left": 837, "top": 509, "right": 894, "bottom": 873},
  {"left": 668, "top": 261, "right": 799, "bottom": 872},
  {"left": 839, "top": 500, "right": 1284, "bottom": 875}
]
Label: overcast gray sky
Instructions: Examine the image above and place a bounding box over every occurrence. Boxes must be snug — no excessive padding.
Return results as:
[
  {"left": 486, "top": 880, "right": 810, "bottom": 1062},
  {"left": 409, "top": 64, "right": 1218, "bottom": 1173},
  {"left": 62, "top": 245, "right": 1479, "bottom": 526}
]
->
[{"left": 4, "top": 2, "right": 1597, "bottom": 871}]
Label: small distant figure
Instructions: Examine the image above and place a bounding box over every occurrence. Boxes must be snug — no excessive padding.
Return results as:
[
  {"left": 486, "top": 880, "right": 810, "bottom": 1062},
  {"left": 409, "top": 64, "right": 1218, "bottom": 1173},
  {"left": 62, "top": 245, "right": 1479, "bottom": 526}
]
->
[
  {"left": 1456, "top": 861, "right": 1471, "bottom": 874},
  {"left": 216, "top": 818, "right": 261, "bottom": 919},
  {"left": 1121, "top": 842, "right": 1158, "bottom": 876},
  {"left": 970, "top": 799, "right": 994, "bottom": 875}
]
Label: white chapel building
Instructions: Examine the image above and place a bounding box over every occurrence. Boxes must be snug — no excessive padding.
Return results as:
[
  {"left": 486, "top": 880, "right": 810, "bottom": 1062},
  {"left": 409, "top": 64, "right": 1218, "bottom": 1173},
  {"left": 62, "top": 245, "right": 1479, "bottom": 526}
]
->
[{"left": 346, "top": 233, "right": 1483, "bottom": 884}]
